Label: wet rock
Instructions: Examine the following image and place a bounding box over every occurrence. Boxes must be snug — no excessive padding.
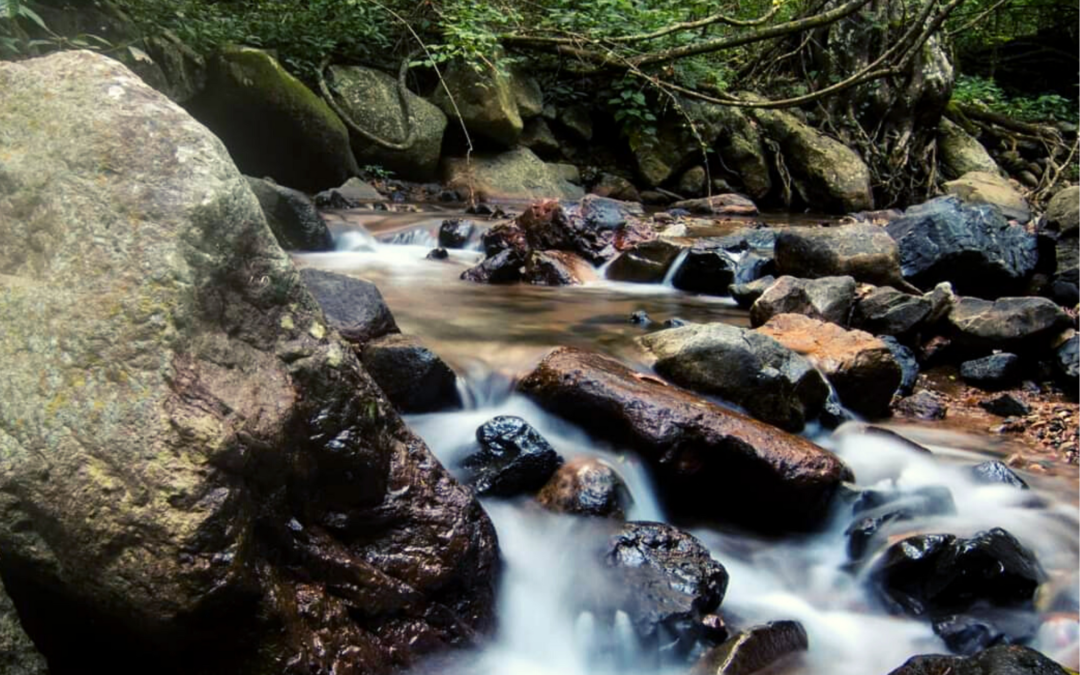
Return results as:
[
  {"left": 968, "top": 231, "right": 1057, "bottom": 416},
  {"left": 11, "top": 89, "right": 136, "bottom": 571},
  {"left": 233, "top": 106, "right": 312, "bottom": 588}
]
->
[
  {"left": 757, "top": 314, "right": 901, "bottom": 418},
  {"left": 885, "top": 196, "right": 1038, "bottom": 298},
  {"left": 691, "top": 621, "right": 809, "bottom": 675},
  {"left": 775, "top": 224, "right": 907, "bottom": 288},
  {"left": 431, "top": 60, "right": 522, "bottom": 147},
  {"left": 314, "top": 177, "right": 386, "bottom": 208},
  {"left": 730, "top": 276, "right": 776, "bottom": 309},
  {"left": 246, "top": 176, "right": 334, "bottom": 251},
  {"left": 846, "top": 486, "right": 957, "bottom": 560},
  {"left": 186, "top": 46, "right": 358, "bottom": 191},
  {"left": 299, "top": 268, "right": 400, "bottom": 344},
  {"left": 882, "top": 336, "right": 920, "bottom": 396},
  {"left": 600, "top": 522, "right": 729, "bottom": 655},
  {"left": 513, "top": 196, "right": 652, "bottom": 265},
  {"left": 606, "top": 239, "right": 686, "bottom": 283},
  {"left": 886, "top": 644, "right": 1066, "bottom": 675},
  {"left": 427, "top": 247, "right": 449, "bottom": 260},
  {"left": 438, "top": 218, "right": 477, "bottom": 249},
  {"left": 894, "top": 390, "right": 948, "bottom": 420},
  {"left": 870, "top": 528, "right": 1046, "bottom": 617},
  {"left": 630, "top": 310, "right": 653, "bottom": 326},
  {"left": 638, "top": 323, "right": 830, "bottom": 432},
  {"left": 325, "top": 64, "right": 447, "bottom": 180},
  {"left": 969, "top": 461, "right": 1029, "bottom": 490},
  {"left": 0, "top": 51, "right": 496, "bottom": 674},
  {"left": 671, "top": 246, "right": 739, "bottom": 295},
  {"left": 948, "top": 297, "right": 1071, "bottom": 354},
  {"left": 932, "top": 609, "right": 1041, "bottom": 656},
  {"left": 944, "top": 171, "right": 1031, "bottom": 223},
  {"left": 670, "top": 193, "right": 759, "bottom": 216},
  {"left": 749, "top": 276, "right": 857, "bottom": 327},
  {"left": 518, "top": 348, "right": 852, "bottom": 532},
  {"left": 443, "top": 148, "right": 584, "bottom": 202},
  {"left": 536, "top": 457, "right": 630, "bottom": 519},
  {"left": 361, "top": 334, "right": 462, "bottom": 413},
  {"left": 978, "top": 394, "right": 1031, "bottom": 418},
  {"left": 852, "top": 286, "right": 933, "bottom": 338},
  {"left": 960, "top": 354, "right": 1022, "bottom": 390},
  {"left": 463, "top": 416, "right": 563, "bottom": 497},
  {"left": 591, "top": 173, "right": 642, "bottom": 202},
  {"left": 0, "top": 578, "right": 48, "bottom": 675},
  {"left": 523, "top": 250, "right": 596, "bottom": 286},
  {"left": 460, "top": 248, "right": 525, "bottom": 284}
]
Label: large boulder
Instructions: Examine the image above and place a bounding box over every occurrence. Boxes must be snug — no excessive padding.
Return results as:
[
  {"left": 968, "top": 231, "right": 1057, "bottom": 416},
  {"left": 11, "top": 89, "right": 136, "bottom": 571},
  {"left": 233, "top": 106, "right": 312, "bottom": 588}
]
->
[
  {"left": 518, "top": 348, "right": 852, "bottom": 532},
  {"left": 774, "top": 224, "right": 907, "bottom": 288},
  {"left": 712, "top": 106, "right": 772, "bottom": 200},
  {"left": 937, "top": 118, "right": 1001, "bottom": 179},
  {"left": 632, "top": 100, "right": 727, "bottom": 188},
  {"left": 246, "top": 176, "right": 334, "bottom": 251},
  {"left": 431, "top": 60, "right": 523, "bottom": 147},
  {"left": 749, "top": 275, "right": 858, "bottom": 327},
  {"left": 0, "top": 580, "right": 47, "bottom": 675},
  {"left": 637, "top": 323, "right": 830, "bottom": 432},
  {"left": 885, "top": 196, "right": 1038, "bottom": 298},
  {"left": 947, "top": 296, "right": 1072, "bottom": 353},
  {"left": 757, "top": 314, "right": 903, "bottom": 419},
  {"left": 442, "top": 147, "right": 584, "bottom": 202},
  {"left": 360, "top": 334, "right": 462, "bottom": 413},
  {"left": 886, "top": 645, "right": 1067, "bottom": 675},
  {"left": 298, "top": 268, "right": 400, "bottom": 344},
  {"left": 185, "top": 46, "right": 359, "bottom": 191},
  {"left": 750, "top": 106, "right": 874, "bottom": 213},
  {"left": 944, "top": 171, "right": 1031, "bottom": 223},
  {"left": 324, "top": 65, "right": 448, "bottom": 180},
  {"left": 0, "top": 51, "right": 496, "bottom": 673}
]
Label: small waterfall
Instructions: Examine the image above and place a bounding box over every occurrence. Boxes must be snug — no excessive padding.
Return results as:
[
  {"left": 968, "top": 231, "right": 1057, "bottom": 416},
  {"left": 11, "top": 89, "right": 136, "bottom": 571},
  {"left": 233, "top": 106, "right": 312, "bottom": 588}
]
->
[
  {"left": 660, "top": 248, "right": 690, "bottom": 287},
  {"left": 333, "top": 226, "right": 379, "bottom": 252}
]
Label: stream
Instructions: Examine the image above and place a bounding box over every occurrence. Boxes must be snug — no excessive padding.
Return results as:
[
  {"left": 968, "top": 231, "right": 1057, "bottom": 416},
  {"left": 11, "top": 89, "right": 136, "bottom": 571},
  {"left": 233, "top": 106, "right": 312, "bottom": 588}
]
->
[{"left": 294, "top": 208, "right": 1080, "bottom": 675}]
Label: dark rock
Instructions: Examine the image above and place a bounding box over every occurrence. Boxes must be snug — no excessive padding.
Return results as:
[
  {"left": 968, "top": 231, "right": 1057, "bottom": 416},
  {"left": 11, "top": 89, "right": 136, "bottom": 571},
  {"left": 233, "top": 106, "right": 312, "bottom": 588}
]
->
[
  {"left": 638, "top": 323, "right": 830, "bottom": 432},
  {"left": 461, "top": 248, "right": 526, "bottom": 284},
  {"left": 246, "top": 176, "right": 334, "bottom": 251},
  {"left": 932, "top": 609, "right": 1041, "bottom": 656},
  {"left": 427, "top": 247, "right": 449, "bottom": 260},
  {"left": 599, "top": 522, "right": 729, "bottom": 656},
  {"left": 960, "top": 354, "right": 1023, "bottom": 390},
  {"left": 750, "top": 276, "right": 857, "bottom": 327},
  {"left": 729, "top": 276, "right": 776, "bottom": 309},
  {"left": 1055, "top": 335, "right": 1079, "bottom": 394},
  {"left": 847, "top": 486, "right": 957, "bottom": 560},
  {"left": 733, "top": 251, "right": 774, "bottom": 285},
  {"left": 691, "top": 621, "right": 808, "bottom": 675},
  {"left": 481, "top": 221, "right": 529, "bottom": 256},
  {"left": 886, "top": 644, "right": 1067, "bottom": 675},
  {"left": 894, "top": 390, "right": 948, "bottom": 420},
  {"left": 677, "top": 166, "right": 707, "bottom": 196},
  {"left": 885, "top": 196, "right": 1038, "bottom": 298},
  {"left": 978, "top": 394, "right": 1031, "bottom": 418},
  {"left": 361, "top": 334, "right": 462, "bottom": 413},
  {"left": 523, "top": 250, "right": 596, "bottom": 286},
  {"left": 0, "top": 578, "right": 48, "bottom": 675},
  {"left": 536, "top": 457, "right": 630, "bottom": 519},
  {"left": 606, "top": 239, "right": 686, "bottom": 283},
  {"left": 670, "top": 193, "right": 758, "bottom": 216},
  {"left": 518, "top": 348, "right": 852, "bottom": 532},
  {"left": 438, "top": 218, "right": 477, "bottom": 248},
  {"left": 515, "top": 196, "right": 652, "bottom": 264},
  {"left": 663, "top": 318, "right": 689, "bottom": 328},
  {"left": 948, "top": 297, "right": 1071, "bottom": 353},
  {"left": 775, "top": 224, "right": 907, "bottom": 288},
  {"left": 520, "top": 117, "right": 562, "bottom": 157},
  {"left": 757, "top": 314, "right": 902, "bottom": 419},
  {"left": 463, "top": 416, "right": 563, "bottom": 497},
  {"left": 630, "top": 310, "right": 653, "bottom": 326},
  {"left": 852, "top": 286, "right": 933, "bottom": 338},
  {"left": 592, "top": 173, "right": 642, "bottom": 202},
  {"left": 882, "top": 336, "right": 920, "bottom": 396},
  {"left": 969, "top": 461, "right": 1029, "bottom": 490},
  {"left": 299, "top": 268, "right": 400, "bottom": 344},
  {"left": 870, "top": 528, "right": 1046, "bottom": 617},
  {"left": 672, "top": 245, "right": 740, "bottom": 295}
]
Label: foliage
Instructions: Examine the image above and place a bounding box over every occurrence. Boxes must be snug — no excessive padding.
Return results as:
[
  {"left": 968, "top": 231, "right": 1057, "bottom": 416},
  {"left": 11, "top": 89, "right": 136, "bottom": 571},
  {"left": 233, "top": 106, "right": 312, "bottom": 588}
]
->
[
  {"left": 1, "top": 0, "right": 112, "bottom": 58},
  {"left": 953, "top": 75, "right": 1076, "bottom": 124},
  {"left": 361, "top": 164, "right": 394, "bottom": 180}
]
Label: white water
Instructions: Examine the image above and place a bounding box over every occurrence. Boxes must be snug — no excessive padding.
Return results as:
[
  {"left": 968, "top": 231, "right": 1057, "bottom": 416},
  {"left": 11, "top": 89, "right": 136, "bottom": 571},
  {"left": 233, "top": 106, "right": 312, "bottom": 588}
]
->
[{"left": 298, "top": 216, "right": 1080, "bottom": 675}]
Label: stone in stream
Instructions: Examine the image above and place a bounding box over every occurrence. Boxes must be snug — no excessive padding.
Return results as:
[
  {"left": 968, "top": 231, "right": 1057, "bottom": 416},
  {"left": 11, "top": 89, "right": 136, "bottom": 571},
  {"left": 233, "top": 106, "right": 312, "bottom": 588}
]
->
[
  {"left": 757, "top": 314, "right": 902, "bottom": 419},
  {"left": 462, "top": 416, "right": 564, "bottom": 497},
  {"left": 845, "top": 486, "right": 957, "bottom": 561},
  {"left": 932, "top": 608, "right": 1041, "bottom": 656},
  {"left": 960, "top": 354, "right": 1023, "bottom": 390},
  {"left": 537, "top": 457, "right": 630, "bottom": 519},
  {"left": 360, "top": 334, "right": 462, "bottom": 413},
  {"left": 969, "top": 461, "right": 1029, "bottom": 490},
  {"left": 0, "top": 51, "right": 497, "bottom": 673},
  {"left": 885, "top": 644, "right": 1066, "bottom": 675},
  {"left": 438, "top": 218, "right": 477, "bottom": 248},
  {"left": 671, "top": 245, "right": 740, "bottom": 296},
  {"left": 246, "top": 176, "right": 335, "bottom": 251},
  {"left": 298, "top": 268, "right": 400, "bottom": 344},
  {"left": 605, "top": 239, "right": 686, "bottom": 284},
  {"left": 729, "top": 276, "right": 776, "bottom": 309},
  {"left": 691, "top": 621, "right": 809, "bottom": 675},
  {"left": 947, "top": 296, "right": 1071, "bottom": 354},
  {"left": 518, "top": 347, "right": 852, "bottom": 532},
  {"left": 749, "top": 276, "right": 857, "bottom": 327},
  {"left": 523, "top": 250, "right": 597, "bottom": 286},
  {"left": 870, "top": 528, "right": 1046, "bottom": 618},
  {"left": 637, "top": 323, "right": 830, "bottom": 432},
  {"left": 774, "top": 224, "right": 908, "bottom": 289}
]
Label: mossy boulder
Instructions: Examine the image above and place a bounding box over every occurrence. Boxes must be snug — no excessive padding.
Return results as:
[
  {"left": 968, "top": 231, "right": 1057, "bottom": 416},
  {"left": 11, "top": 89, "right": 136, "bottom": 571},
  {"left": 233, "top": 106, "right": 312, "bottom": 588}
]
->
[
  {"left": 185, "top": 46, "right": 359, "bottom": 191},
  {"left": 326, "top": 64, "right": 447, "bottom": 181},
  {"left": 632, "top": 100, "right": 725, "bottom": 188},
  {"left": 443, "top": 147, "right": 584, "bottom": 201},
  {"left": 937, "top": 118, "right": 1001, "bottom": 179},
  {"left": 0, "top": 50, "right": 496, "bottom": 673},
  {"left": 431, "top": 60, "right": 523, "bottom": 147}
]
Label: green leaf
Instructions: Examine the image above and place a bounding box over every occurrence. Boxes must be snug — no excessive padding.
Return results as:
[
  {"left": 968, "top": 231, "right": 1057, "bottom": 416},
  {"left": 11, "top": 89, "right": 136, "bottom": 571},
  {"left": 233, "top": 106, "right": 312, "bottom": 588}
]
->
[
  {"left": 17, "top": 4, "right": 48, "bottom": 32},
  {"left": 128, "top": 45, "right": 153, "bottom": 63}
]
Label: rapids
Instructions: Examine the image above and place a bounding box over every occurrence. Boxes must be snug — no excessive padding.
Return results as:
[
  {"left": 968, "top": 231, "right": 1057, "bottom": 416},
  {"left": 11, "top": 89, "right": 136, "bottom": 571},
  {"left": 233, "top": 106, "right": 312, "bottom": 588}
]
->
[{"left": 294, "top": 209, "right": 1080, "bottom": 675}]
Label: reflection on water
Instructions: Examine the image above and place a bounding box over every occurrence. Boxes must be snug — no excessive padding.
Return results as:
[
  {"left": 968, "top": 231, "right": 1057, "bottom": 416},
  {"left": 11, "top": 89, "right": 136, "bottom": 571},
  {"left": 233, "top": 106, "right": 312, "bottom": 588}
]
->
[{"left": 293, "top": 212, "right": 1079, "bottom": 675}]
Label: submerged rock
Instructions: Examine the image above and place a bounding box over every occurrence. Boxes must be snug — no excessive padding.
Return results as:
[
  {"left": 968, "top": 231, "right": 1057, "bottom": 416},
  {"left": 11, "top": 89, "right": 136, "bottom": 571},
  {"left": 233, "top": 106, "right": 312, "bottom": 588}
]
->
[
  {"left": 638, "top": 323, "right": 830, "bottom": 432},
  {"left": 247, "top": 176, "right": 334, "bottom": 251},
  {"left": 537, "top": 457, "right": 630, "bottom": 519},
  {"left": 299, "top": 268, "right": 400, "bottom": 344},
  {"left": 774, "top": 224, "right": 906, "bottom": 288},
  {"left": 932, "top": 609, "right": 1041, "bottom": 656},
  {"left": 691, "top": 621, "right": 809, "bottom": 675},
  {"left": 463, "top": 416, "right": 563, "bottom": 497},
  {"left": 0, "top": 51, "right": 496, "bottom": 673},
  {"left": 750, "top": 276, "right": 857, "bottom": 327},
  {"left": 518, "top": 348, "right": 852, "bottom": 532},
  {"left": 361, "top": 334, "right": 462, "bottom": 413}
]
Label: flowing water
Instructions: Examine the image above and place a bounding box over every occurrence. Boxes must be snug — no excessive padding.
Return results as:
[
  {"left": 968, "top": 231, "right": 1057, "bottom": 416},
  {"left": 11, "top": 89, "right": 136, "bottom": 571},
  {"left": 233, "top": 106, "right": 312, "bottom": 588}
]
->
[{"left": 295, "top": 209, "right": 1080, "bottom": 675}]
